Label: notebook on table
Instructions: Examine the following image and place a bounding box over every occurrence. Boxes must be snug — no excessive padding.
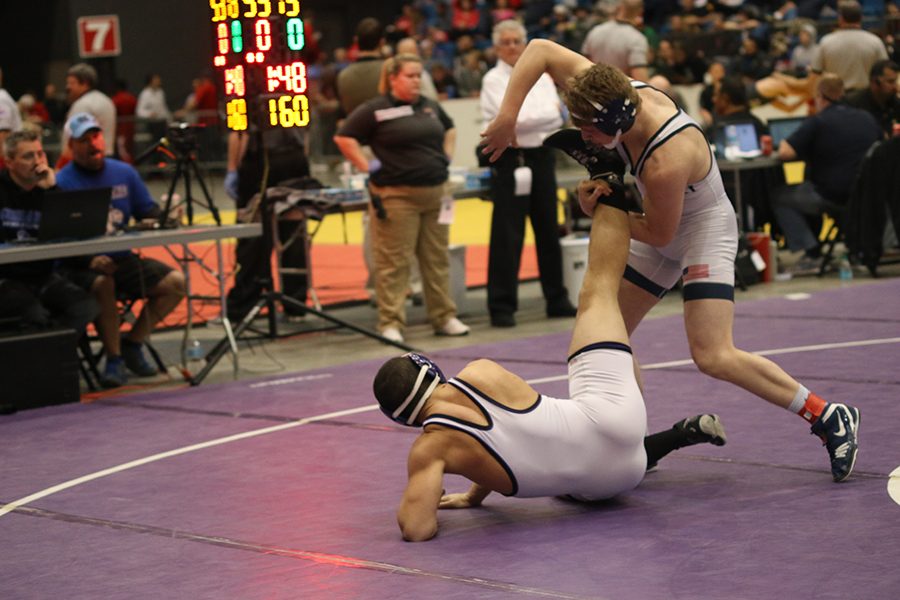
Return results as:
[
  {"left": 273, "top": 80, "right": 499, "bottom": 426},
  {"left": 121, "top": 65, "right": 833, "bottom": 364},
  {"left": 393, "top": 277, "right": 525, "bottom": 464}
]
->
[{"left": 37, "top": 187, "right": 111, "bottom": 242}]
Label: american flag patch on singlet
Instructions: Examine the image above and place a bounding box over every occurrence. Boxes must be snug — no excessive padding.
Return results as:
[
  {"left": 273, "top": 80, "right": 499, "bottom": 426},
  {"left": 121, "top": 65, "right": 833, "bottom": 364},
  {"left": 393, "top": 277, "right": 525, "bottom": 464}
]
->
[{"left": 682, "top": 264, "right": 710, "bottom": 282}]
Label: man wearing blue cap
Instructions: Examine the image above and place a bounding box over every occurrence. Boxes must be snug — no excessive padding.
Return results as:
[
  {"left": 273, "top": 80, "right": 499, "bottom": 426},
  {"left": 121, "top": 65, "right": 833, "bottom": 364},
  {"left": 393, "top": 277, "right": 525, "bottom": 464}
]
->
[
  {"left": 57, "top": 113, "right": 185, "bottom": 387},
  {"left": 480, "top": 39, "right": 860, "bottom": 484}
]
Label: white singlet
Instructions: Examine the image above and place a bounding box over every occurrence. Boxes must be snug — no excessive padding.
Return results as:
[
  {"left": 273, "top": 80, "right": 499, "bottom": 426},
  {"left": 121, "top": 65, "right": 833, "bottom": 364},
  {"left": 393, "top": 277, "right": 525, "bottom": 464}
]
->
[
  {"left": 423, "top": 344, "right": 647, "bottom": 500},
  {"left": 617, "top": 82, "right": 738, "bottom": 299}
]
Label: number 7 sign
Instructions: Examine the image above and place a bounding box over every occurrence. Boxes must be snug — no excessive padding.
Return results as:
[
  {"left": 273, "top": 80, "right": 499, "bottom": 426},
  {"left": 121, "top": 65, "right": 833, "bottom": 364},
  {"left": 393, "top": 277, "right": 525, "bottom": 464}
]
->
[{"left": 77, "top": 15, "right": 122, "bottom": 58}]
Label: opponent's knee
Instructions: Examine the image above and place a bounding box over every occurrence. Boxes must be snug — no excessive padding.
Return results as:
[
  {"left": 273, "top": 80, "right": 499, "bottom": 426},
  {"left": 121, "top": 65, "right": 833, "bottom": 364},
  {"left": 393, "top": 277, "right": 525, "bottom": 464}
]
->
[{"left": 690, "top": 346, "right": 734, "bottom": 379}]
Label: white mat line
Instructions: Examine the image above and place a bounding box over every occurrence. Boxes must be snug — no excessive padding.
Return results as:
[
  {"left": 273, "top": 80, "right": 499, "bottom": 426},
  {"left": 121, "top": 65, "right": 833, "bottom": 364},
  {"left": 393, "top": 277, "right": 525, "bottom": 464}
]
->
[{"left": 3, "top": 336, "right": 899, "bottom": 518}]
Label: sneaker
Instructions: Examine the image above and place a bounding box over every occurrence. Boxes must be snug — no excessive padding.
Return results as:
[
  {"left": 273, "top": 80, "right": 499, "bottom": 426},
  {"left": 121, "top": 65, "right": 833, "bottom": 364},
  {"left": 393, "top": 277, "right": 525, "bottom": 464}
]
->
[
  {"left": 100, "top": 357, "right": 127, "bottom": 389},
  {"left": 435, "top": 317, "right": 470, "bottom": 337},
  {"left": 789, "top": 255, "right": 822, "bottom": 276},
  {"left": 121, "top": 339, "right": 160, "bottom": 377},
  {"left": 810, "top": 403, "right": 860, "bottom": 482},
  {"left": 676, "top": 414, "right": 728, "bottom": 446},
  {"left": 380, "top": 327, "right": 404, "bottom": 343}
]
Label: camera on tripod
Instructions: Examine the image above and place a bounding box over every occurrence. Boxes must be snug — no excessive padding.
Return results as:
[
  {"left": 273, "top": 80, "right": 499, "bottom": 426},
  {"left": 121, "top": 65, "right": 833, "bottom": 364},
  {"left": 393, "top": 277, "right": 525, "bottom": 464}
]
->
[{"left": 165, "top": 122, "right": 203, "bottom": 155}]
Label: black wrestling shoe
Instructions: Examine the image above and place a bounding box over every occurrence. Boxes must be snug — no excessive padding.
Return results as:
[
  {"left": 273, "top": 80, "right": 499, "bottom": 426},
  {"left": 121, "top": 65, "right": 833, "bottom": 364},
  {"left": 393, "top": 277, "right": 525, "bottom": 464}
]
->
[
  {"left": 810, "top": 403, "right": 860, "bottom": 482},
  {"left": 676, "top": 414, "right": 728, "bottom": 447},
  {"left": 646, "top": 414, "right": 727, "bottom": 471}
]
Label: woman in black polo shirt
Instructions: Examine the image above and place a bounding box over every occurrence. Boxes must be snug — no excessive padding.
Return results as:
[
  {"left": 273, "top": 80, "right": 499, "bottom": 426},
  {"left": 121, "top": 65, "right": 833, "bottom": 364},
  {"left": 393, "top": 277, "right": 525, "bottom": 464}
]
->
[{"left": 334, "top": 54, "right": 469, "bottom": 344}]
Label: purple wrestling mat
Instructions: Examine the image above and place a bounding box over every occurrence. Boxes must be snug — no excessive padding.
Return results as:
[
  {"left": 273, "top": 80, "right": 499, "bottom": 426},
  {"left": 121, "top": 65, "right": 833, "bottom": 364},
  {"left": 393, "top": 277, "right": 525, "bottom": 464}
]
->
[{"left": 2, "top": 280, "right": 899, "bottom": 599}]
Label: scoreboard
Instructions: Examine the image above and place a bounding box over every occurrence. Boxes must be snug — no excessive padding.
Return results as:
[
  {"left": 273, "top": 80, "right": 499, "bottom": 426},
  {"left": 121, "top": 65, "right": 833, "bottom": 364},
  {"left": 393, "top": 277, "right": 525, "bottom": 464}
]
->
[{"left": 208, "top": 0, "right": 311, "bottom": 131}]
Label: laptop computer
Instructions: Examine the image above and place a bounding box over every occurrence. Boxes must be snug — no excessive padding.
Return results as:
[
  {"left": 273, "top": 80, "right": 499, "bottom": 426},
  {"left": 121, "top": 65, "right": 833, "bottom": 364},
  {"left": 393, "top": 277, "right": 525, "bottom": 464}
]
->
[
  {"left": 37, "top": 187, "right": 111, "bottom": 242},
  {"left": 768, "top": 116, "right": 805, "bottom": 147},
  {"left": 714, "top": 121, "right": 762, "bottom": 160}
]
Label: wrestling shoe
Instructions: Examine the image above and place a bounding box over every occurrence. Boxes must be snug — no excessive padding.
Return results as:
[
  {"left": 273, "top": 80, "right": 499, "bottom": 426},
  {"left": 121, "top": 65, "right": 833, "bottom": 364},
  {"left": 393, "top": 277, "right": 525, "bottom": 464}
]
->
[
  {"left": 676, "top": 414, "right": 728, "bottom": 447},
  {"left": 646, "top": 414, "right": 727, "bottom": 471},
  {"left": 121, "top": 339, "right": 160, "bottom": 377},
  {"left": 810, "top": 403, "right": 860, "bottom": 482}
]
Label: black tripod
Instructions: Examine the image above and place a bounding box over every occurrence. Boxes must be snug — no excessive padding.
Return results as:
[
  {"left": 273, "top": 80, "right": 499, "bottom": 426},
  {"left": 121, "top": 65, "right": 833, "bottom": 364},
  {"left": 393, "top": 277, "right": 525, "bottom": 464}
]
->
[
  {"left": 190, "top": 150, "right": 415, "bottom": 386},
  {"left": 134, "top": 125, "right": 222, "bottom": 227}
]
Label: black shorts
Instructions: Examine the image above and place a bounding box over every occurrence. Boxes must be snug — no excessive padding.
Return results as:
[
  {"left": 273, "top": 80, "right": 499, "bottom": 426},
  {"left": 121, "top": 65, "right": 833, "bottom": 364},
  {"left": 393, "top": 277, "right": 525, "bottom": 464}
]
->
[{"left": 65, "top": 253, "right": 174, "bottom": 299}]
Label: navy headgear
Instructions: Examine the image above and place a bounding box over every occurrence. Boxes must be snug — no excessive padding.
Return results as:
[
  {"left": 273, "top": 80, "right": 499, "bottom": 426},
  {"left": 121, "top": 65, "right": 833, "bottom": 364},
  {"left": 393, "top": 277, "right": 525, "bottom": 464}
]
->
[
  {"left": 570, "top": 96, "right": 637, "bottom": 138},
  {"left": 384, "top": 353, "right": 446, "bottom": 426}
]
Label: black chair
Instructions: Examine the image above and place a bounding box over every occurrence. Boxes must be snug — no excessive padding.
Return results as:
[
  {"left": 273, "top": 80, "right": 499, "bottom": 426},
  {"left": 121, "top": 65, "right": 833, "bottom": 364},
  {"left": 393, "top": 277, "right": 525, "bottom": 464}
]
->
[
  {"left": 845, "top": 137, "right": 900, "bottom": 277},
  {"left": 78, "top": 297, "right": 167, "bottom": 389}
]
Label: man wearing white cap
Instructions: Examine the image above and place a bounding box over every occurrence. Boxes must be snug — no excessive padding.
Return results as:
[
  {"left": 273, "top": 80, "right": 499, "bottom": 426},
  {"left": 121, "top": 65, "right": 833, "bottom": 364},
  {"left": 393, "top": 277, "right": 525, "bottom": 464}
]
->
[{"left": 57, "top": 113, "right": 185, "bottom": 388}]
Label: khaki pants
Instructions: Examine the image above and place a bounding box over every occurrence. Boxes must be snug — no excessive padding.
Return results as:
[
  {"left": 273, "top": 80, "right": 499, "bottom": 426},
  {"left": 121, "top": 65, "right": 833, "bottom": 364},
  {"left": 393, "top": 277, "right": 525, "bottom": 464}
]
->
[{"left": 369, "top": 183, "right": 456, "bottom": 331}]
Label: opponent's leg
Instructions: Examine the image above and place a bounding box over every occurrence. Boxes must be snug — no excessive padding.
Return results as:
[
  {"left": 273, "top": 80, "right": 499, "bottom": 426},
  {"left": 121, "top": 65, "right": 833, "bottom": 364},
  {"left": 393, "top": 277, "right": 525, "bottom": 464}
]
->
[
  {"left": 567, "top": 203, "right": 631, "bottom": 357},
  {"left": 684, "top": 298, "right": 860, "bottom": 481}
]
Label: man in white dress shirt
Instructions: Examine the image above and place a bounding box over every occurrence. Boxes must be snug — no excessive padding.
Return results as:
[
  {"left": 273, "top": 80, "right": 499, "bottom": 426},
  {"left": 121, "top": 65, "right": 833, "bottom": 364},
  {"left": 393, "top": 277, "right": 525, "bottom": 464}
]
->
[{"left": 480, "top": 19, "right": 575, "bottom": 328}]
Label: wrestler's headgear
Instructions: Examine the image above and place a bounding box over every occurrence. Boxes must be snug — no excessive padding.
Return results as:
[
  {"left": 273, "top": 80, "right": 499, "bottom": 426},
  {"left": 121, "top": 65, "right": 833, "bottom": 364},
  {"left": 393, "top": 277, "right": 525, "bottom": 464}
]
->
[
  {"left": 376, "top": 353, "right": 447, "bottom": 426},
  {"left": 570, "top": 96, "right": 638, "bottom": 140}
]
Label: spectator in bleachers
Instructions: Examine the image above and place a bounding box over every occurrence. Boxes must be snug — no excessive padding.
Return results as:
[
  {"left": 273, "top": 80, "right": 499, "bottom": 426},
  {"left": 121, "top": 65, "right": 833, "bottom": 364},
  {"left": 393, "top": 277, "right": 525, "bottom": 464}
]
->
[
  {"left": 651, "top": 39, "right": 695, "bottom": 85},
  {"left": 582, "top": 0, "right": 651, "bottom": 82},
  {"left": 64, "top": 63, "right": 116, "bottom": 157},
  {"left": 789, "top": 22, "right": 820, "bottom": 75},
  {"left": 699, "top": 59, "right": 727, "bottom": 128},
  {"left": 111, "top": 79, "right": 137, "bottom": 163},
  {"left": 430, "top": 62, "right": 459, "bottom": 99},
  {"left": 454, "top": 48, "right": 487, "bottom": 97},
  {"left": 0, "top": 129, "right": 98, "bottom": 335},
  {"left": 450, "top": 0, "right": 484, "bottom": 39},
  {"left": 735, "top": 36, "right": 774, "bottom": 82},
  {"left": 846, "top": 59, "right": 900, "bottom": 138},
  {"left": 0, "top": 68, "right": 23, "bottom": 133},
  {"left": 395, "top": 3, "right": 426, "bottom": 38},
  {"left": 136, "top": 74, "right": 172, "bottom": 142},
  {"left": 810, "top": 0, "right": 888, "bottom": 92},
  {"left": 491, "top": 0, "right": 518, "bottom": 24},
  {"left": 774, "top": 74, "right": 882, "bottom": 274},
  {"left": 57, "top": 113, "right": 186, "bottom": 387},
  {"left": 17, "top": 94, "right": 49, "bottom": 127}
]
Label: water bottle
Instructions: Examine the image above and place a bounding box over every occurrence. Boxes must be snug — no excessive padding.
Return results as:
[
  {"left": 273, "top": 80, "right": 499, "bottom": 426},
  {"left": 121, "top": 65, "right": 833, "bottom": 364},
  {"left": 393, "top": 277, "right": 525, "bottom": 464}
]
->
[
  {"left": 838, "top": 252, "right": 853, "bottom": 282},
  {"left": 186, "top": 339, "right": 205, "bottom": 372}
]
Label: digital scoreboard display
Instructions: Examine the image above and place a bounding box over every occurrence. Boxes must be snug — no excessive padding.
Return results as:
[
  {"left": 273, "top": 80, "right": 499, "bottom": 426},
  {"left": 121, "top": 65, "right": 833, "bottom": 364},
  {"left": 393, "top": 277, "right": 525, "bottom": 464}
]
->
[{"left": 208, "top": 0, "right": 310, "bottom": 131}]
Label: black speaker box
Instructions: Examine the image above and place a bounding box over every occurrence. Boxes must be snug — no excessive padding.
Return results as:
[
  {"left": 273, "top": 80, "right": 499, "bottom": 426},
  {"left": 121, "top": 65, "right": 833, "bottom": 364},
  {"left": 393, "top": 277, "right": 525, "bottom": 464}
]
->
[{"left": 0, "top": 328, "right": 80, "bottom": 413}]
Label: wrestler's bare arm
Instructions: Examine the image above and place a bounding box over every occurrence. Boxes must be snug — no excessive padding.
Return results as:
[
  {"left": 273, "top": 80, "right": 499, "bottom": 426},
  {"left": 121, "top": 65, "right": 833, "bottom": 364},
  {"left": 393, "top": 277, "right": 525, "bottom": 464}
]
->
[
  {"left": 628, "top": 132, "right": 706, "bottom": 246},
  {"left": 397, "top": 435, "right": 447, "bottom": 542},
  {"left": 480, "top": 39, "right": 592, "bottom": 161}
]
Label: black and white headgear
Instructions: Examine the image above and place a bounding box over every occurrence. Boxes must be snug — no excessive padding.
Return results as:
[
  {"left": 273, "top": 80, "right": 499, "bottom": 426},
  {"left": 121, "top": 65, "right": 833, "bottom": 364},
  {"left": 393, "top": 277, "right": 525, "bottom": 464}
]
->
[
  {"left": 383, "top": 353, "right": 446, "bottom": 426},
  {"left": 570, "top": 96, "right": 638, "bottom": 138}
]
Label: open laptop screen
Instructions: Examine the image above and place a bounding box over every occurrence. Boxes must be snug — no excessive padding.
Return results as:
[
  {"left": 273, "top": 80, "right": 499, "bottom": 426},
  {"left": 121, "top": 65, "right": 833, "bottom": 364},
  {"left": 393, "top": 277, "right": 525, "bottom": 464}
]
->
[
  {"left": 38, "top": 187, "right": 111, "bottom": 242},
  {"left": 714, "top": 121, "right": 761, "bottom": 160},
  {"left": 768, "top": 116, "right": 805, "bottom": 147}
]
